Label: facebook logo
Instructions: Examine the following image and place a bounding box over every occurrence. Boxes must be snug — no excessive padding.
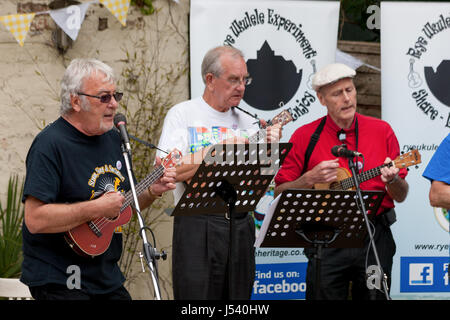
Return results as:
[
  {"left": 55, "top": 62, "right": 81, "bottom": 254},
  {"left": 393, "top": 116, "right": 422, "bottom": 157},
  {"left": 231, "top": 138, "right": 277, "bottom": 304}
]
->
[
  {"left": 401, "top": 257, "right": 450, "bottom": 292},
  {"left": 409, "top": 263, "right": 433, "bottom": 285}
]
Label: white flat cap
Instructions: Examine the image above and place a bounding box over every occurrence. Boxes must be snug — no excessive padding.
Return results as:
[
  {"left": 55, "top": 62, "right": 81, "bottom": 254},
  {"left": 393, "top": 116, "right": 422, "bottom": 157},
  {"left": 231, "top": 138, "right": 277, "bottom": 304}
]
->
[{"left": 312, "top": 63, "right": 356, "bottom": 91}]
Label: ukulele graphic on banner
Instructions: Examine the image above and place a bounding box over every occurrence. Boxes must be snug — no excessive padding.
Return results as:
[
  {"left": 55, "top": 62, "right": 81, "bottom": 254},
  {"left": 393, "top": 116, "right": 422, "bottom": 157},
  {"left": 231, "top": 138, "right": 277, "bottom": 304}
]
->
[{"left": 406, "top": 12, "right": 450, "bottom": 129}]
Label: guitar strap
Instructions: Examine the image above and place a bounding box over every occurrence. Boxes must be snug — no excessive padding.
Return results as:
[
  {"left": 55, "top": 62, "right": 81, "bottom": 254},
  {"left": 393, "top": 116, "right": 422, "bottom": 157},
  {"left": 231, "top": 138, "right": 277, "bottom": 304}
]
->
[
  {"left": 301, "top": 116, "right": 326, "bottom": 175},
  {"left": 301, "top": 116, "right": 359, "bottom": 176}
]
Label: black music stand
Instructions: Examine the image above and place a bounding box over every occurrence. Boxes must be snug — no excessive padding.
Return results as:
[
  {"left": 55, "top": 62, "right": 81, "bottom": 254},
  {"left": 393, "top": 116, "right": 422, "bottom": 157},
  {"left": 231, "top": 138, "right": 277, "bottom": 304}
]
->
[
  {"left": 256, "top": 188, "right": 385, "bottom": 300},
  {"left": 172, "top": 142, "right": 292, "bottom": 299}
]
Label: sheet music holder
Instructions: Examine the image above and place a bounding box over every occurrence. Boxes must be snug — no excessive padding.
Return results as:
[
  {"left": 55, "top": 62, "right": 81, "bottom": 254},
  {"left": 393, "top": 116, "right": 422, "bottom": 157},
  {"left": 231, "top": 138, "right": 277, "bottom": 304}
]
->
[
  {"left": 257, "top": 189, "right": 384, "bottom": 248},
  {"left": 172, "top": 142, "right": 292, "bottom": 299},
  {"left": 172, "top": 142, "right": 292, "bottom": 217},
  {"left": 256, "top": 188, "right": 385, "bottom": 300}
]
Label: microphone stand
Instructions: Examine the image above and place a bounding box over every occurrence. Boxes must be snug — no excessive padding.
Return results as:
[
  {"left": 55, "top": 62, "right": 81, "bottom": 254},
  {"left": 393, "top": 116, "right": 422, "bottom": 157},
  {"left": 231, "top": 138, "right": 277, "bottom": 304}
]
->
[
  {"left": 120, "top": 144, "right": 163, "bottom": 300},
  {"left": 348, "top": 156, "right": 391, "bottom": 300}
]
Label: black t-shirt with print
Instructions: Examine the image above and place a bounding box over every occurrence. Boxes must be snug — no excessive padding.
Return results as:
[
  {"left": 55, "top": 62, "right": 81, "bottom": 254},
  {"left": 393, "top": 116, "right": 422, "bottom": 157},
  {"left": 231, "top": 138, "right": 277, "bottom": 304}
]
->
[{"left": 21, "top": 117, "right": 131, "bottom": 294}]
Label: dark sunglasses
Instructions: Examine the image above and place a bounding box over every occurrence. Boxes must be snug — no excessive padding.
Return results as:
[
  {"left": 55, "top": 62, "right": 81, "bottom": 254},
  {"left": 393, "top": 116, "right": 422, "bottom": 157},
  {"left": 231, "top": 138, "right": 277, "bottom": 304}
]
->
[{"left": 77, "top": 92, "right": 123, "bottom": 103}]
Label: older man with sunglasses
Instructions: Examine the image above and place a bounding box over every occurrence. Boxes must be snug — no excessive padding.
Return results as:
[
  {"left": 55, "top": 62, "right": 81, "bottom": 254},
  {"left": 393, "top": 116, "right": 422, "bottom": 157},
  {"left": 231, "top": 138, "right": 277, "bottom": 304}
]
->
[{"left": 21, "top": 58, "right": 176, "bottom": 300}]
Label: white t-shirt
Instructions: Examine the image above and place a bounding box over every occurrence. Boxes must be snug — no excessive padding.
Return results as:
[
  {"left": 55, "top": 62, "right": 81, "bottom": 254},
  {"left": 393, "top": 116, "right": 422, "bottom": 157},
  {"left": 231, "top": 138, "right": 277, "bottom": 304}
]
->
[{"left": 157, "top": 96, "right": 259, "bottom": 204}]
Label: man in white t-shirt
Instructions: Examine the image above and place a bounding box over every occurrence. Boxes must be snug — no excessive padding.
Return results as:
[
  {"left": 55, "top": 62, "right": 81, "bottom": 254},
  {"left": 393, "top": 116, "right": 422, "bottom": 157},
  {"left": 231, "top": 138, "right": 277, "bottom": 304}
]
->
[{"left": 157, "top": 45, "right": 281, "bottom": 299}]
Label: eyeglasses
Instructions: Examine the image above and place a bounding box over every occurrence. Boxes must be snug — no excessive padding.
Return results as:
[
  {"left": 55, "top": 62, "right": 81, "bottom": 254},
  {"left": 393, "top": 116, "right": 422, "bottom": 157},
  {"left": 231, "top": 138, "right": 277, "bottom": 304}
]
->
[
  {"left": 217, "top": 75, "right": 253, "bottom": 87},
  {"left": 77, "top": 92, "right": 123, "bottom": 103}
]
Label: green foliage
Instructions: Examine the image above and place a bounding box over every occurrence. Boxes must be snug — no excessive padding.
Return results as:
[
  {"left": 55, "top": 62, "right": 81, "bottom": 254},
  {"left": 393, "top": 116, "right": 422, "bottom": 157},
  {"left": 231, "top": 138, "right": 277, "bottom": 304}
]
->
[
  {"left": 131, "top": 0, "right": 155, "bottom": 15},
  {"left": 0, "top": 175, "right": 25, "bottom": 278},
  {"left": 118, "top": 47, "right": 187, "bottom": 281},
  {"left": 116, "top": 25, "right": 188, "bottom": 285}
]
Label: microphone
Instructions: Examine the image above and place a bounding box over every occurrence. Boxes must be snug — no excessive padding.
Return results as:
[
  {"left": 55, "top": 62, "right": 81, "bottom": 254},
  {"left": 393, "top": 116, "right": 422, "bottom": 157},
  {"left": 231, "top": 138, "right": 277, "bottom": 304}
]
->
[
  {"left": 331, "top": 144, "right": 362, "bottom": 158},
  {"left": 114, "top": 113, "right": 131, "bottom": 154}
]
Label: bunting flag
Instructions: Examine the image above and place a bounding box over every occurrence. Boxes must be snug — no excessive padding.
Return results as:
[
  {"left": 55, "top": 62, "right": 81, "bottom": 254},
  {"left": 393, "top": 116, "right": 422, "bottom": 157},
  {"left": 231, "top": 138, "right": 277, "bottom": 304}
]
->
[
  {"left": 0, "top": 0, "right": 177, "bottom": 47},
  {"left": 0, "top": 13, "right": 36, "bottom": 46},
  {"left": 98, "top": 0, "right": 130, "bottom": 26},
  {"left": 49, "top": 3, "right": 91, "bottom": 41},
  {"left": 335, "top": 49, "right": 381, "bottom": 72}
]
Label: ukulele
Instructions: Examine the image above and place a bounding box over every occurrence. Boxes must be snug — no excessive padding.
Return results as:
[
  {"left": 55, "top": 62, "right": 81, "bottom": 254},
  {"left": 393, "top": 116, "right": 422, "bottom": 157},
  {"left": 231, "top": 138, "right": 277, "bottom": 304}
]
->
[
  {"left": 314, "top": 149, "right": 421, "bottom": 190},
  {"left": 249, "top": 109, "right": 293, "bottom": 143},
  {"left": 65, "top": 149, "right": 182, "bottom": 257}
]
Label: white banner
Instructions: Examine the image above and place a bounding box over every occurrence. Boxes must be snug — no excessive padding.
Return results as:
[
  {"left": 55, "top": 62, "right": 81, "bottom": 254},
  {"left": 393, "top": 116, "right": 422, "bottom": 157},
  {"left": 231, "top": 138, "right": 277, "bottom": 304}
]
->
[
  {"left": 381, "top": 2, "right": 450, "bottom": 299},
  {"left": 190, "top": 0, "right": 340, "bottom": 300},
  {"left": 190, "top": 0, "right": 340, "bottom": 144}
]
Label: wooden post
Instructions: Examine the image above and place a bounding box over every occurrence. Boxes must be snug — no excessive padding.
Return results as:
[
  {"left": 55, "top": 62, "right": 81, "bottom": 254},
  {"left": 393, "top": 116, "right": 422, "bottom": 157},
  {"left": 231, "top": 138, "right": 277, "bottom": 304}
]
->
[{"left": 338, "top": 40, "right": 381, "bottom": 119}]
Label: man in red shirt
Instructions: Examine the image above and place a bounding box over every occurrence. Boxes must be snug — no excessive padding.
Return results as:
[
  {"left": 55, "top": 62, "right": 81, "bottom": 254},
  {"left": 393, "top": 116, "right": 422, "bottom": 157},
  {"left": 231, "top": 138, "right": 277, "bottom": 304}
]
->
[{"left": 274, "top": 63, "right": 409, "bottom": 300}]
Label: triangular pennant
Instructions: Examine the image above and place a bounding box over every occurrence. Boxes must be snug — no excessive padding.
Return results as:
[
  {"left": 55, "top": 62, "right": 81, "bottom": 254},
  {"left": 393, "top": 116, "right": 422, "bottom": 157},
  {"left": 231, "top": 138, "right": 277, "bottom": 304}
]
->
[
  {"left": 99, "top": 0, "right": 130, "bottom": 26},
  {"left": 0, "top": 13, "right": 35, "bottom": 46},
  {"left": 49, "top": 3, "right": 91, "bottom": 41},
  {"left": 336, "top": 49, "right": 381, "bottom": 72}
]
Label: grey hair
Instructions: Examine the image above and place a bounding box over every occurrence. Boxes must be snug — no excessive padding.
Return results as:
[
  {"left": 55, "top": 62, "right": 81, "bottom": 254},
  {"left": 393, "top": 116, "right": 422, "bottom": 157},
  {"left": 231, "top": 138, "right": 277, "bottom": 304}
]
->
[
  {"left": 201, "top": 45, "right": 245, "bottom": 84},
  {"left": 60, "top": 58, "right": 115, "bottom": 116}
]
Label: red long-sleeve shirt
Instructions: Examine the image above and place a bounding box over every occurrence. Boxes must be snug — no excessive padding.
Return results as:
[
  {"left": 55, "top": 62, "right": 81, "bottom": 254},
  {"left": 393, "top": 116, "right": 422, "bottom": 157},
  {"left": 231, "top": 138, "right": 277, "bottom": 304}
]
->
[{"left": 275, "top": 113, "right": 408, "bottom": 214}]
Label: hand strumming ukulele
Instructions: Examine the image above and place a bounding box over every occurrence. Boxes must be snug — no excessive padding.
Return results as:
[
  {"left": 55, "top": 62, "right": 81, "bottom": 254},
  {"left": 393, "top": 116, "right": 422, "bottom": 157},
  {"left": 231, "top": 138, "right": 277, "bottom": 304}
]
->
[
  {"left": 65, "top": 149, "right": 182, "bottom": 257},
  {"left": 314, "top": 149, "right": 421, "bottom": 190}
]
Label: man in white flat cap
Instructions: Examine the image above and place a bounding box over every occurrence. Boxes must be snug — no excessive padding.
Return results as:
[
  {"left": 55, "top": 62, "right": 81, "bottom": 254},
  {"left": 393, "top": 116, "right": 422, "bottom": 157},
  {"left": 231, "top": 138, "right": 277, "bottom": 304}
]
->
[{"left": 274, "top": 63, "right": 409, "bottom": 300}]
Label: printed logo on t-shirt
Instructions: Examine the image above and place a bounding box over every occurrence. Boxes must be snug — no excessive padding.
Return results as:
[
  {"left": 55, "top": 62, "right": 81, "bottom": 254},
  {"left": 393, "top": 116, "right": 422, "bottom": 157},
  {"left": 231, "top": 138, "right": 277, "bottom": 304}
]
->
[
  {"left": 87, "top": 164, "right": 126, "bottom": 234},
  {"left": 188, "top": 126, "right": 249, "bottom": 154},
  {"left": 87, "top": 164, "right": 125, "bottom": 199}
]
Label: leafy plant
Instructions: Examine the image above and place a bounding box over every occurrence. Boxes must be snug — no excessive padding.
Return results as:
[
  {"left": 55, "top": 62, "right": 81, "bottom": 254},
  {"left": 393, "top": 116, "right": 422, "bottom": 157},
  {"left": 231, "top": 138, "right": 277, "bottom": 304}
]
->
[
  {"left": 131, "top": 0, "right": 155, "bottom": 15},
  {"left": 0, "top": 175, "right": 25, "bottom": 278},
  {"left": 115, "top": 5, "right": 189, "bottom": 298},
  {"left": 118, "top": 46, "right": 187, "bottom": 284}
]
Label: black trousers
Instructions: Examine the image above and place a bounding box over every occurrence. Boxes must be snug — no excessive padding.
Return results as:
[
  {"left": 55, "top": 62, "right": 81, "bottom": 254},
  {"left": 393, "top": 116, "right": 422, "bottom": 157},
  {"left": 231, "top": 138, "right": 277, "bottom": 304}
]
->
[
  {"left": 172, "top": 214, "right": 255, "bottom": 300},
  {"left": 304, "top": 217, "right": 396, "bottom": 300},
  {"left": 29, "top": 283, "right": 131, "bottom": 300}
]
